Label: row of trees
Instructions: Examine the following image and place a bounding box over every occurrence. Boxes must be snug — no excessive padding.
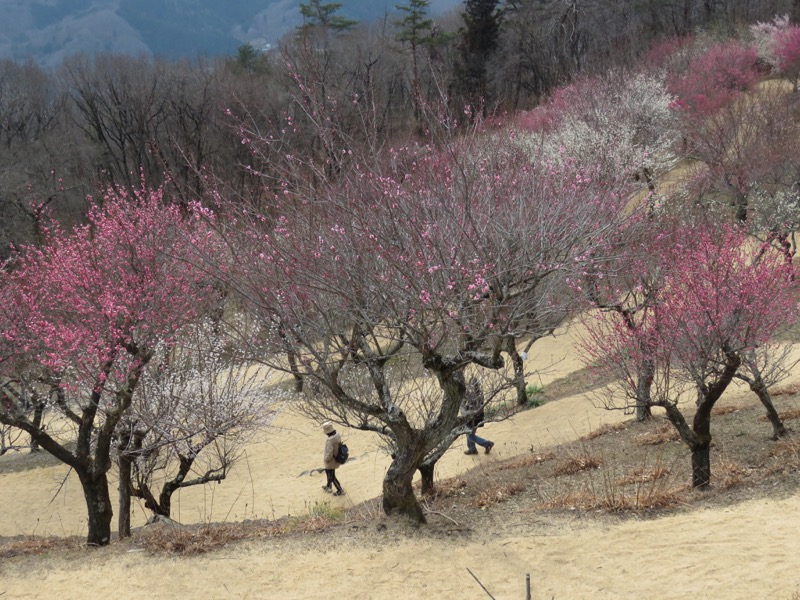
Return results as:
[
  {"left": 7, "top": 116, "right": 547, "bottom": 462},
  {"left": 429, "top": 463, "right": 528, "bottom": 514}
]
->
[{"left": 3, "top": 7, "right": 800, "bottom": 546}]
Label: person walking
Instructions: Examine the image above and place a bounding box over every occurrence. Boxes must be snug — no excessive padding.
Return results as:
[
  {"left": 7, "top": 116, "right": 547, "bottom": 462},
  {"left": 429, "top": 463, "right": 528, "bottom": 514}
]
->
[
  {"left": 321, "top": 421, "right": 345, "bottom": 495},
  {"left": 462, "top": 377, "right": 494, "bottom": 455}
]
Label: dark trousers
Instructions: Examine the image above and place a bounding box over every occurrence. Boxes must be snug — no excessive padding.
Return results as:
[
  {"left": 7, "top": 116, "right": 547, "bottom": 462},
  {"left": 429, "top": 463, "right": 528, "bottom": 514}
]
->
[{"left": 325, "top": 468, "right": 342, "bottom": 493}]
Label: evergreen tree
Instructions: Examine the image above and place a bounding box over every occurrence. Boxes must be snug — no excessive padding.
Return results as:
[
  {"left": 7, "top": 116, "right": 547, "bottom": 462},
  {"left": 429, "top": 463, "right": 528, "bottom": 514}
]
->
[
  {"left": 456, "top": 0, "right": 502, "bottom": 113},
  {"left": 298, "top": 0, "right": 357, "bottom": 33},
  {"left": 396, "top": 0, "right": 434, "bottom": 126}
]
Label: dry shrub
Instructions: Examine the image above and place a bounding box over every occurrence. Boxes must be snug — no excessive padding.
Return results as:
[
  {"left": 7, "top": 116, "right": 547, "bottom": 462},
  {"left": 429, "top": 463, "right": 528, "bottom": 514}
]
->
[
  {"left": 552, "top": 454, "right": 602, "bottom": 476},
  {"left": 580, "top": 422, "right": 627, "bottom": 441},
  {"left": 615, "top": 464, "right": 671, "bottom": 486},
  {"left": 348, "top": 497, "right": 384, "bottom": 522},
  {"left": 711, "top": 404, "right": 739, "bottom": 416},
  {"left": 471, "top": 482, "right": 525, "bottom": 508},
  {"left": 134, "top": 522, "right": 260, "bottom": 555},
  {"left": 765, "top": 437, "right": 800, "bottom": 475},
  {"left": 780, "top": 408, "right": 800, "bottom": 420},
  {"left": 769, "top": 383, "right": 800, "bottom": 397},
  {"left": 770, "top": 437, "right": 800, "bottom": 459},
  {"left": 427, "top": 478, "right": 468, "bottom": 499},
  {"left": 495, "top": 452, "right": 556, "bottom": 472},
  {"left": 635, "top": 422, "right": 680, "bottom": 446},
  {"left": 285, "top": 515, "right": 339, "bottom": 535},
  {"left": 714, "top": 459, "right": 749, "bottom": 490},
  {"left": 539, "top": 486, "right": 684, "bottom": 512},
  {"left": 0, "top": 536, "right": 82, "bottom": 558},
  {"left": 759, "top": 408, "right": 800, "bottom": 422}
]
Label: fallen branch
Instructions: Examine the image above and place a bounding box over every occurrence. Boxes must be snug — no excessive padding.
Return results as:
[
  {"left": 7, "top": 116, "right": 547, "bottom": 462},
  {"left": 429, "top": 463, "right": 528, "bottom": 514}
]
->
[{"left": 467, "top": 568, "right": 496, "bottom": 600}]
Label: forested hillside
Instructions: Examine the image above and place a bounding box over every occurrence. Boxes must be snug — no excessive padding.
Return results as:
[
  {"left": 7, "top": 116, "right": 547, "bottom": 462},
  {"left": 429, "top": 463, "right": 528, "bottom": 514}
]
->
[{"left": 3, "top": 0, "right": 800, "bottom": 548}]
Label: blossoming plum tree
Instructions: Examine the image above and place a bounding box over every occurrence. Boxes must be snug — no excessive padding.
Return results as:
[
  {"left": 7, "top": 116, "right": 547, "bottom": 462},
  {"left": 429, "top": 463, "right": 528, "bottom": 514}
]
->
[
  {"left": 0, "top": 185, "right": 218, "bottom": 545},
  {"left": 219, "top": 127, "right": 634, "bottom": 521},
  {"left": 581, "top": 223, "right": 798, "bottom": 488}
]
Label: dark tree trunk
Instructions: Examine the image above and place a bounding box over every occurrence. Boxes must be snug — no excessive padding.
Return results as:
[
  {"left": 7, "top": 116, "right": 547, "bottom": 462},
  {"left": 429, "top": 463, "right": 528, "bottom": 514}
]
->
[
  {"left": 689, "top": 352, "right": 740, "bottom": 488},
  {"left": 691, "top": 442, "right": 712, "bottom": 489},
  {"left": 78, "top": 470, "right": 114, "bottom": 546},
  {"left": 690, "top": 397, "right": 715, "bottom": 489},
  {"left": 118, "top": 450, "right": 133, "bottom": 538},
  {"left": 732, "top": 191, "right": 748, "bottom": 223},
  {"left": 383, "top": 451, "right": 425, "bottom": 524},
  {"left": 749, "top": 376, "right": 787, "bottom": 440},
  {"left": 287, "top": 350, "right": 304, "bottom": 393},
  {"left": 29, "top": 402, "right": 45, "bottom": 453},
  {"left": 157, "top": 452, "right": 201, "bottom": 517},
  {"left": 418, "top": 461, "right": 436, "bottom": 496},
  {"left": 635, "top": 358, "right": 654, "bottom": 422},
  {"left": 736, "top": 355, "right": 788, "bottom": 440},
  {"left": 661, "top": 351, "right": 739, "bottom": 489},
  {"left": 117, "top": 430, "right": 143, "bottom": 537}
]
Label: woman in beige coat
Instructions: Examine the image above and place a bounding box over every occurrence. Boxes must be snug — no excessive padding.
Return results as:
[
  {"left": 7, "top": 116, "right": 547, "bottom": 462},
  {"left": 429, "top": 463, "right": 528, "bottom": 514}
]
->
[{"left": 322, "top": 422, "right": 344, "bottom": 495}]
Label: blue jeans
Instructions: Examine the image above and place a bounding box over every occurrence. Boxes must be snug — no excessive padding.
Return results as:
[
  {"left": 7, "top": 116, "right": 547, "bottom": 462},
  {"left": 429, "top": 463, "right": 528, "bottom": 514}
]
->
[{"left": 466, "top": 430, "right": 490, "bottom": 452}]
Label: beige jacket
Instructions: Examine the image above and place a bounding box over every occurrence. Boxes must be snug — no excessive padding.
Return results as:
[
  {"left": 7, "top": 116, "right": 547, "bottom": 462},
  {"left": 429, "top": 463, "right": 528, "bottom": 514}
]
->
[{"left": 323, "top": 432, "right": 342, "bottom": 470}]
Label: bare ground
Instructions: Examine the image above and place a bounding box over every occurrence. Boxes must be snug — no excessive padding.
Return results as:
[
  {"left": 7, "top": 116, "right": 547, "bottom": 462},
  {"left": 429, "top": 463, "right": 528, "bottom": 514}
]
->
[{"left": 3, "top": 374, "right": 800, "bottom": 599}]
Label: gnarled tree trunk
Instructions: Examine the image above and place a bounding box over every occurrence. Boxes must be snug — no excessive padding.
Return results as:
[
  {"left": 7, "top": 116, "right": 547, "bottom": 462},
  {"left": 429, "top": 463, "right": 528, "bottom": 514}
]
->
[{"left": 383, "top": 448, "right": 425, "bottom": 524}]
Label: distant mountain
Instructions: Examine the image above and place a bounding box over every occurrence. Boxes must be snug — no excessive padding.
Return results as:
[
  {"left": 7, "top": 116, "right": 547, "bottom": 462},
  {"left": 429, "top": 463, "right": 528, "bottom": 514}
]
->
[{"left": 0, "top": 0, "right": 462, "bottom": 69}]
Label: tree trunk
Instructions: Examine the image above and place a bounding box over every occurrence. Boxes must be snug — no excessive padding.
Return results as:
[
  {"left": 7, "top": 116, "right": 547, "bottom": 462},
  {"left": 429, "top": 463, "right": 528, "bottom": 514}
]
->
[
  {"left": 750, "top": 378, "right": 787, "bottom": 440},
  {"left": 689, "top": 350, "right": 740, "bottom": 489},
  {"left": 118, "top": 449, "right": 133, "bottom": 538},
  {"left": 156, "top": 453, "right": 198, "bottom": 517},
  {"left": 382, "top": 452, "right": 425, "bottom": 524},
  {"left": 29, "top": 402, "right": 45, "bottom": 453},
  {"left": 635, "top": 358, "right": 654, "bottom": 422},
  {"left": 732, "top": 193, "right": 748, "bottom": 223},
  {"left": 418, "top": 461, "right": 436, "bottom": 496},
  {"left": 78, "top": 470, "right": 114, "bottom": 546},
  {"left": 117, "top": 430, "right": 144, "bottom": 538},
  {"left": 691, "top": 442, "right": 712, "bottom": 489},
  {"left": 691, "top": 400, "right": 714, "bottom": 489},
  {"left": 505, "top": 337, "right": 528, "bottom": 406},
  {"left": 737, "top": 356, "right": 787, "bottom": 440}
]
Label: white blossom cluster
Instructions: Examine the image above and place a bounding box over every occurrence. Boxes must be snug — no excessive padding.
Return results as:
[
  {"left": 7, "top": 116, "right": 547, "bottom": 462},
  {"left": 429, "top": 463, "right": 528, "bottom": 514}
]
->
[
  {"left": 515, "top": 71, "right": 679, "bottom": 181},
  {"left": 750, "top": 14, "right": 791, "bottom": 70}
]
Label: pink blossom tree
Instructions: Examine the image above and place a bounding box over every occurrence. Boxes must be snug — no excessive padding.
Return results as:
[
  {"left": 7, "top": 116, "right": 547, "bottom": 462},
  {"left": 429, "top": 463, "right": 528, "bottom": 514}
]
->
[
  {"left": 667, "top": 41, "right": 761, "bottom": 118},
  {"left": 0, "top": 185, "right": 218, "bottom": 545},
  {"left": 575, "top": 214, "right": 675, "bottom": 423},
  {"left": 581, "top": 223, "right": 798, "bottom": 488},
  {"left": 773, "top": 25, "right": 800, "bottom": 91}
]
